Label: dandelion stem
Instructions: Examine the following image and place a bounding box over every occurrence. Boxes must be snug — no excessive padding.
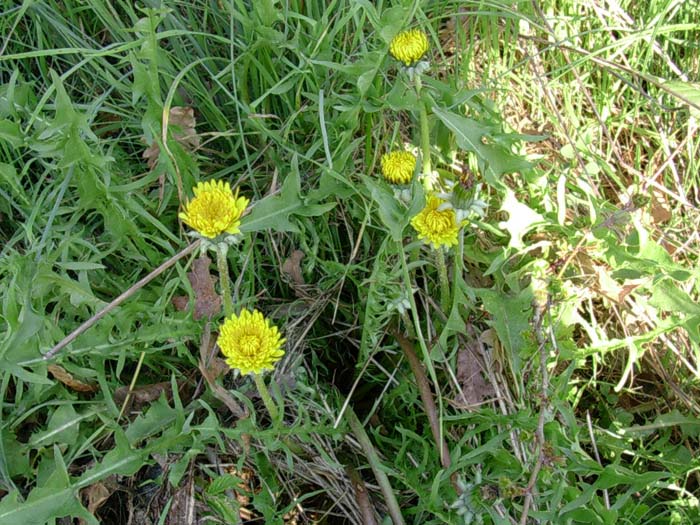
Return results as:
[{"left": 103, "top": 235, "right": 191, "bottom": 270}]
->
[
  {"left": 345, "top": 404, "right": 405, "bottom": 525},
  {"left": 415, "top": 74, "right": 432, "bottom": 191},
  {"left": 253, "top": 372, "right": 280, "bottom": 423},
  {"left": 400, "top": 311, "right": 415, "bottom": 335},
  {"left": 397, "top": 241, "right": 445, "bottom": 462},
  {"left": 216, "top": 246, "right": 234, "bottom": 317},
  {"left": 435, "top": 249, "right": 451, "bottom": 313}
]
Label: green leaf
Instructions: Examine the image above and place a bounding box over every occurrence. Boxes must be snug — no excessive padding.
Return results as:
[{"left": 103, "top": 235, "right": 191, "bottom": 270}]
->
[
  {"left": 0, "top": 162, "right": 28, "bottom": 206},
  {"left": 77, "top": 429, "right": 147, "bottom": 489},
  {"left": 432, "top": 106, "right": 531, "bottom": 187},
  {"left": 594, "top": 464, "right": 668, "bottom": 491},
  {"left": 649, "top": 279, "right": 700, "bottom": 316},
  {"left": 125, "top": 396, "right": 180, "bottom": 444},
  {"left": 1, "top": 429, "right": 29, "bottom": 478},
  {"left": 378, "top": 6, "right": 409, "bottom": 43},
  {"left": 349, "top": 51, "right": 385, "bottom": 97},
  {"left": 364, "top": 176, "right": 423, "bottom": 241},
  {"left": 0, "top": 119, "right": 22, "bottom": 148},
  {"left": 0, "top": 448, "right": 96, "bottom": 525},
  {"left": 664, "top": 80, "right": 700, "bottom": 118},
  {"left": 241, "top": 161, "right": 335, "bottom": 233},
  {"left": 620, "top": 409, "right": 700, "bottom": 438},
  {"left": 478, "top": 286, "right": 533, "bottom": 375},
  {"left": 29, "top": 405, "right": 84, "bottom": 447},
  {"left": 208, "top": 474, "right": 245, "bottom": 496}
]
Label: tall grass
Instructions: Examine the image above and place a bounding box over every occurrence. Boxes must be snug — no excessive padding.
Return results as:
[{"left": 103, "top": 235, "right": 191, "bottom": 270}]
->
[{"left": 0, "top": 1, "right": 698, "bottom": 523}]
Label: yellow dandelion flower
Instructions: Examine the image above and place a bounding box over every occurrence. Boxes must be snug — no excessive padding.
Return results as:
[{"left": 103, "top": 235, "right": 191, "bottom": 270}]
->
[
  {"left": 381, "top": 151, "right": 416, "bottom": 184},
  {"left": 411, "top": 196, "right": 460, "bottom": 249},
  {"left": 218, "top": 309, "right": 285, "bottom": 375},
  {"left": 179, "top": 180, "right": 249, "bottom": 239},
  {"left": 389, "top": 29, "right": 429, "bottom": 66}
]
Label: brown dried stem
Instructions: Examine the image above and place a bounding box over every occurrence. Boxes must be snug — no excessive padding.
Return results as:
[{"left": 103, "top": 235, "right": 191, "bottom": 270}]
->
[{"left": 393, "top": 330, "right": 451, "bottom": 471}]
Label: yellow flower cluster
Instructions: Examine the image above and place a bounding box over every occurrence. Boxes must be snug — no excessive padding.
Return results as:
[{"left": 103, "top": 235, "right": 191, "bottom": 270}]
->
[
  {"left": 389, "top": 29, "right": 429, "bottom": 66},
  {"left": 179, "top": 180, "right": 249, "bottom": 239},
  {"left": 381, "top": 151, "right": 416, "bottom": 184},
  {"left": 411, "top": 196, "right": 460, "bottom": 249},
  {"left": 178, "top": 180, "right": 286, "bottom": 375},
  {"left": 218, "top": 309, "right": 285, "bottom": 375}
]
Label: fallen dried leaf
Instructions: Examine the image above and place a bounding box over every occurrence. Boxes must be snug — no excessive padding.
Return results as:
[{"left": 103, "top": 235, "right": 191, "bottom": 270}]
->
[
  {"left": 454, "top": 338, "right": 494, "bottom": 410},
  {"left": 48, "top": 364, "right": 97, "bottom": 393},
  {"left": 167, "top": 476, "right": 195, "bottom": 525},
  {"left": 650, "top": 188, "right": 672, "bottom": 225},
  {"left": 114, "top": 382, "right": 171, "bottom": 413},
  {"left": 78, "top": 475, "right": 118, "bottom": 524},
  {"left": 171, "top": 295, "right": 189, "bottom": 312},
  {"left": 172, "top": 255, "right": 221, "bottom": 320},
  {"left": 282, "top": 250, "right": 305, "bottom": 286},
  {"left": 143, "top": 106, "right": 200, "bottom": 171}
]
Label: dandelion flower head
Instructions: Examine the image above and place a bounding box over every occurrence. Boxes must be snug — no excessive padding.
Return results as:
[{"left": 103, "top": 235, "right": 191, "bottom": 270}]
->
[
  {"left": 179, "top": 180, "right": 249, "bottom": 239},
  {"left": 381, "top": 151, "right": 416, "bottom": 184},
  {"left": 411, "top": 195, "right": 460, "bottom": 249},
  {"left": 389, "top": 29, "right": 429, "bottom": 66},
  {"left": 218, "top": 309, "right": 285, "bottom": 375}
]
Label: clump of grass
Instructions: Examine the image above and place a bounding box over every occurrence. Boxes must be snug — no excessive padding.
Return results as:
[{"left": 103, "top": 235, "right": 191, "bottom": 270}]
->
[{"left": 0, "top": 1, "right": 699, "bottom": 524}]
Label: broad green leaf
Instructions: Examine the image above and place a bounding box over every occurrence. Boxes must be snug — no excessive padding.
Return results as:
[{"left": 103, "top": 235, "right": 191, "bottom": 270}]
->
[
  {"left": 649, "top": 279, "right": 700, "bottom": 316},
  {"left": 432, "top": 106, "right": 531, "bottom": 187},
  {"left": 364, "top": 176, "right": 424, "bottom": 242},
  {"left": 0, "top": 162, "right": 28, "bottom": 206},
  {"left": 241, "top": 162, "right": 335, "bottom": 233},
  {"left": 378, "top": 6, "right": 409, "bottom": 43},
  {"left": 478, "top": 286, "right": 533, "bottom": 375},
  {"left": 595, "top": 464, "right": 668, "bottom": 491},
  {"left": 664, "top": 80, "right": 700, "bottom": 118},
  {"left": 0, "top": 119, "right": 22, "bottom": 147},
  {"left": 350, "top": 51, "right": 385, "bottom": 97},
  {"left": 78, "top": 429, "right": 147, "bottom": 488},
  {"left": 1, "top": 429, "right": 29, "bottom": 478},
  {"left": 29, "top": 405, "right": 84, "bottom": 447},
  {"left": 125, "top": 395, "right": 179, "bottom": 444},
  {"left": 208, "top": 474, "right": 245, "bottom": 495},
  {"left": 620, "top": 409, "right": 700, "bottom": 438},
  {"left": 0, "top": 448, "right": 96, "bottom": 525}
]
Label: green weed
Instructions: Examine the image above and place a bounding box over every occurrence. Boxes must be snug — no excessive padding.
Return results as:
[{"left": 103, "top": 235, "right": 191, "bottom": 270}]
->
[{"left": 0, "top": 1, "right": 699, "bottom": 524}]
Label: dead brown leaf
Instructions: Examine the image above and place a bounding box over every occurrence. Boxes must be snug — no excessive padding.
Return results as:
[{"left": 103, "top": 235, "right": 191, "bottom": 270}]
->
[
  {"left": 650, "top": 188, "right": 672, "bottom": 225},
  {"left": 48, "top": 364, "right": 98, "bottom": 393},
  {"left": 171, "top": 295, "right": 188, "bottom": 312},
  {"left": 142, "top": 106, "right": 200, "bottom": 171},
  {"left": 454, "top": 338, "right": 494, "bottom": 410},
  {"left": 114, "top": 382, "right": 171, "bottom": 413},
  {"left": 167, "top": 477, "right": 195, "bottom": 525},
  {"left": 78, "top": 475, "right": 118, "bottom": 524},
  {"left": 86, "top": 478, "right": 116, "bottom": 513},
  {"left": 172, "top": 256, "right": 221, "bottom": 320},
  {"left": 282, "top": 250, "right": 305, "bottom": 286}
]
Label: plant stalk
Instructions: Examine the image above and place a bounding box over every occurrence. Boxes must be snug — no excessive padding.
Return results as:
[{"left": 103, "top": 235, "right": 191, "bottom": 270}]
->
[
  {"left": 217, "top": 245, "right": 234, "bottom": 317},
  {"left": 253, "top": 372, "right": 280, "bottom": 423},
  {"left": 415, "top": 74, "right": 432, "bottom": 191},
  {"left": 345, "top": 404, "right": 405, "bottom": 525},
  {"left": 435, "top": 248, "right": 450, "bottom": 313}
]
